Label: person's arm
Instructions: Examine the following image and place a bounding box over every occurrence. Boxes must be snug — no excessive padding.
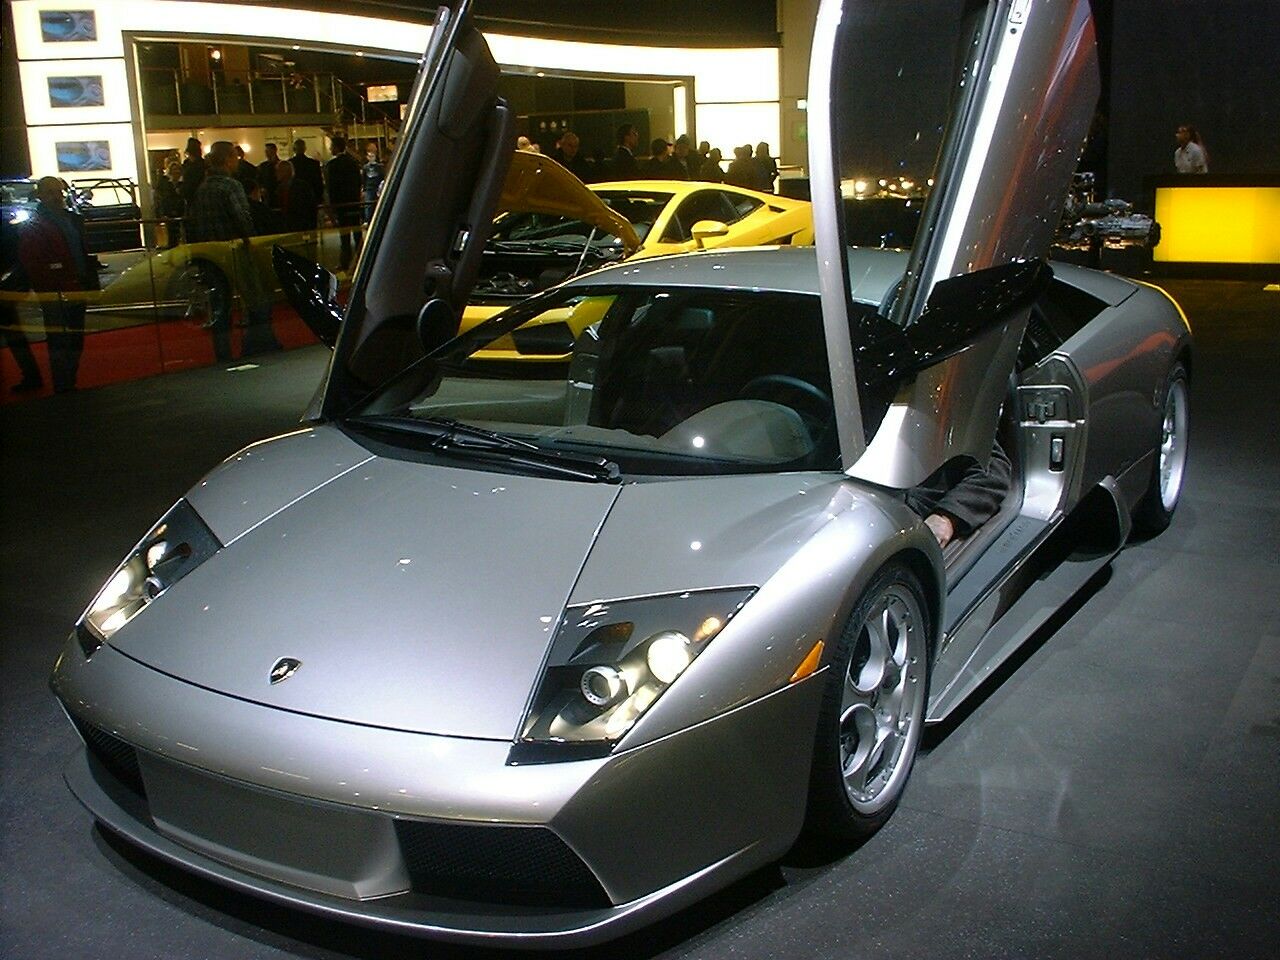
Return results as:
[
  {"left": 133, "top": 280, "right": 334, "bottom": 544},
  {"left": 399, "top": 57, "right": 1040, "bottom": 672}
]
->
[{"left": 928, "top": 442, "right": 1013, "bottom": 545}]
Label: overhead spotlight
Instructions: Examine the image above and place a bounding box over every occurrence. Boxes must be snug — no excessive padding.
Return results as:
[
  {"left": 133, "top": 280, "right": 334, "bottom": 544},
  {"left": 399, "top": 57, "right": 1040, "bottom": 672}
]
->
[{"left": 210, "top": 48, "right": 222, "bottom": 61}]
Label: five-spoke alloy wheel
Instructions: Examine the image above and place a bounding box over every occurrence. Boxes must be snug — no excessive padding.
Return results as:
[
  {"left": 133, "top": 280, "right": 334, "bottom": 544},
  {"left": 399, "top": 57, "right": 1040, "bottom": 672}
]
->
[
  {"left": 805, "top": 562, "right": 931, "bottom": 841},
  {"left": 1134, "top": 361, "right": 1189, "bottom": 536}
]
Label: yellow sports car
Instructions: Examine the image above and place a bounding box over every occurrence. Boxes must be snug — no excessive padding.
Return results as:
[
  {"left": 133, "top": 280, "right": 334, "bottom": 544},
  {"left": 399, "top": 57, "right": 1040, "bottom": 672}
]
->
[
  {"left": 463, "top": 152, "right": 814, "bottom": 358},
  {"left": 95, "top": 152, "right": 811, "bottom": 356},
  {"left": 95, "top": 228, "right": 341, "bottom": 328}
]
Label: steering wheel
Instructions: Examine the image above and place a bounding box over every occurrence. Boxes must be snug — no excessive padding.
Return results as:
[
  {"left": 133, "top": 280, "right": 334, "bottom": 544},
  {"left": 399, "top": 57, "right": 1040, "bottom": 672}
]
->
[{"left": 737, "top": 374, "right": 834, "bottom": 435}]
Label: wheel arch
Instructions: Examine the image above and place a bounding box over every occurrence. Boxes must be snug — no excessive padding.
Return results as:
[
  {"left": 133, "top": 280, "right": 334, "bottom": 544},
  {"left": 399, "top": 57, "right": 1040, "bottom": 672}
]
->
[{"left": 892, "top": 546, "right": 944, "bottom": 663}]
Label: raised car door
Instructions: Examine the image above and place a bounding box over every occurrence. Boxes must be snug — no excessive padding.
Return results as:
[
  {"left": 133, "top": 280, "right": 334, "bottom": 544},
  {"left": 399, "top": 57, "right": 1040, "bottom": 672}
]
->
[
  {"left": 315, "top": 1, "right": 515, "bottom": 416},
  {"left": 808, "top": 0, "right": 1100, "bottom": 486}
]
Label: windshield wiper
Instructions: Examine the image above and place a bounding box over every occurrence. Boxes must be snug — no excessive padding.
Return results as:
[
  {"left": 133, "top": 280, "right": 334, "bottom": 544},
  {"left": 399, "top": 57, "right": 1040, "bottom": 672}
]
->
[{"left": 346, "top": 414, "right": 621, "bottom": 483}]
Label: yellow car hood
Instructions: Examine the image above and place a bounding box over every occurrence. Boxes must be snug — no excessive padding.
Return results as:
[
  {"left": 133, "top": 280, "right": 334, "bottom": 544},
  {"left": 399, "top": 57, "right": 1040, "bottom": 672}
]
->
[{"left": 498, "top": 151, "right": 640, "bottom": 253}]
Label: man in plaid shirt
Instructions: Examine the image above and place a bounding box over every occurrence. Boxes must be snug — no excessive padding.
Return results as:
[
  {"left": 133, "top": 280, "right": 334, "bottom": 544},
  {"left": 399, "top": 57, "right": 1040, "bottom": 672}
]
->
[
  {"left": 186, "top": 141, "right": 276, "bottom": 360},
  {"left": 187, "top": 141, "right": 252, "bottom": 244}
]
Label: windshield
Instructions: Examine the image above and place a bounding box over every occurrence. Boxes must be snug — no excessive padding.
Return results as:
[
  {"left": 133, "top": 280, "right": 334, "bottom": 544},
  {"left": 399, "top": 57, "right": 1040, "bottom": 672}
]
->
[
  {"left": 489, "top": 210, "right": 624, "bottom": 249},
  {"left": 349, "top": 285, "right": 839, "bottom": 477},
  {"left": 591, "top": 191, "right": 674, "bottom": 243}
]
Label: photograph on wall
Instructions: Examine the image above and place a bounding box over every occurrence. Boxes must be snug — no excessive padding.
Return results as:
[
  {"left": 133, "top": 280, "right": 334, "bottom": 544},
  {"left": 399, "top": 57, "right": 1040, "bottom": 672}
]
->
[
  {"left": 48, "top": 76, "right": 106, "bottom": 109},
  {"left": 56, "top": 140, "right": 112, "bottom": 172},
  {"left": 39, "top": 10, "right": 98, "bottom": 42}
]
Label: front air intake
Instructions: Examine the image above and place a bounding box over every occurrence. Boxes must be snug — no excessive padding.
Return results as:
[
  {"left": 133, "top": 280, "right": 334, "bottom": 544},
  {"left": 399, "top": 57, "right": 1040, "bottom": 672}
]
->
[
  {"left": 75, "top": 720, "right": 147, "bottom": 801},
  {"left": 394, "top": 818, "right": 610, "bottom": 908}
]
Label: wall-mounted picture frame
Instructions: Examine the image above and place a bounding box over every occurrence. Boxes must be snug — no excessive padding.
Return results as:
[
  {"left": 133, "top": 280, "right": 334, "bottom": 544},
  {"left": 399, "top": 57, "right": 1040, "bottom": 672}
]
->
[
  {"left": 56, "top": 140, "right": 112, "bottom": 172},
  {"left": 39, "top": 10, "right": 98, "bottom": 42},
  {"left": 48, "top": 76, "right": 106, "bottom": 109}
]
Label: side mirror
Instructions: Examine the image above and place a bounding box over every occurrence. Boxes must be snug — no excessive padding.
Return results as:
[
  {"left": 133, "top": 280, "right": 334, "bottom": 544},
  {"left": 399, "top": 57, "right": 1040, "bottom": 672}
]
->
[
  {"left": 690, "top": 219, "right": 730, "bottom": 249},
  {"left": 416, "top": 297, "right": 459, "bottom": 355},
  {"left": 273, "top": 244, "right": 343, "bottom": 348}
]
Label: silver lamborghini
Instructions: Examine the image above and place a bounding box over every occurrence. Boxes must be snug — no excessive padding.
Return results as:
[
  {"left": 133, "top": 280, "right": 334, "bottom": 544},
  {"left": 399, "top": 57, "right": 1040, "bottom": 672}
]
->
[{"left": 50, "top": 0, "right": 1192, "bottom": 948}]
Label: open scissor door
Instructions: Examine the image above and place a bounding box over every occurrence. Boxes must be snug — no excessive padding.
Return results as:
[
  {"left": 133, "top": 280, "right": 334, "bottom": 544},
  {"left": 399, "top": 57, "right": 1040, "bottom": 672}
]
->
[
  {"left": 808, "top": 0, "right": 1099, "bottom": 486},
  {"left": 317, "top": 1, "right": 515, "bottom": 415}
]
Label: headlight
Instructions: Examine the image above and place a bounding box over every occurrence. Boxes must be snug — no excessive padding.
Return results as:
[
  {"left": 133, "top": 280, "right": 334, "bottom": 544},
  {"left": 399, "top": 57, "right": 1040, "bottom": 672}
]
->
[
  {"left": 512, "top": 587, "right": 754, "bottom": 762},
  {"left": 80, "top": 499, "right": 220, "bottom": 649}
]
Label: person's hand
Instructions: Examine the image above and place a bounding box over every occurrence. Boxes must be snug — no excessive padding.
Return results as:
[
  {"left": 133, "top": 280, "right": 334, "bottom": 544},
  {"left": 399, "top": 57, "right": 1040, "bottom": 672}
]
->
[{"left": 924, "top": 513, "right": 955, "bottom": 548}]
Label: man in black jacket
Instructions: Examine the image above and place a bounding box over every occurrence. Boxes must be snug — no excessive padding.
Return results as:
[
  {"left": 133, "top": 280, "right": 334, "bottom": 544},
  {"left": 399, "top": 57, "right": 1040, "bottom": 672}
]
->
[
  {"left": 325, "top": 135, "right": 363, "bottom": 270},
  {"left": 289, "top": 139, "right": 323, "bottom": 219},
  {"left": 179, "top": 137, "right": 205, "bottom": 207},
  {"left": 907, "top": 441, "right": 1012, "bottom": 547},
  {"left": 256, "top": 142, "right": 280, "bottom": 207},
  {"left": 612, "top": 124, "right": 640, "bottom": 179}
]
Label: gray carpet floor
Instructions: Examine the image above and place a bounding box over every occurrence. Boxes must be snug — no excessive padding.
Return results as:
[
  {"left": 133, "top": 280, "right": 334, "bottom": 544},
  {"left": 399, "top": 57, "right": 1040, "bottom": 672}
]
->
[{"left": 2, "top": 280, "right": 1278, "bottom": 959}]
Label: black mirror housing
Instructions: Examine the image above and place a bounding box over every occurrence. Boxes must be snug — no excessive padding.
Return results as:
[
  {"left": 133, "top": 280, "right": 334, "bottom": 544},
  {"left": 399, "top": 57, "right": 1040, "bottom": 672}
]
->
[{"left": 273, "top": 245, "right": 343, "bottom": 349}]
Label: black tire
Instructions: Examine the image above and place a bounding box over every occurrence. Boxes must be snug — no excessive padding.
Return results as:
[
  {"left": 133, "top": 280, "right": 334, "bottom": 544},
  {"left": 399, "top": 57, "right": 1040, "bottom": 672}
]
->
[
  {"left": 803, "top": 561, "right": 933, "bottom": 843},
  {"left": 1132, "top": 362, "right": 1189, "bottom": 537}
]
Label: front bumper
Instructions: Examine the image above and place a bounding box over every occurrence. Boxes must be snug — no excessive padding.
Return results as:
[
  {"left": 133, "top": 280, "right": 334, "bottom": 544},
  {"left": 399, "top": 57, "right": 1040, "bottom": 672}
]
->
[{"left": 53, "top": 642, "right": 821, "bottom": 948}]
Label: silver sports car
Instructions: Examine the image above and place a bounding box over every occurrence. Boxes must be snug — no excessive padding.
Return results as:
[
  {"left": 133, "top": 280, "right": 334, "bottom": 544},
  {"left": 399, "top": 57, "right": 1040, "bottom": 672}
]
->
[{"left": 50, "top": 0, "right": 1192, "bottom": 949}]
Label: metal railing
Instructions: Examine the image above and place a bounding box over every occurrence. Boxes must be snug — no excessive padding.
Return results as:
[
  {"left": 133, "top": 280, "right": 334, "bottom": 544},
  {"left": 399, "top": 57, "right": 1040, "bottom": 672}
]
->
[{"left": 140, "top": 68, "right": 343, "bottom": 117}]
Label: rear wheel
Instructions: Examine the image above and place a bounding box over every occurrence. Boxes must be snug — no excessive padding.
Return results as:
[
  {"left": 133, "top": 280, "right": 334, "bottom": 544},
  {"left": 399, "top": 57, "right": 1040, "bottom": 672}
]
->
[
  {"left": 1133, "top": 362, "right": 1189, "bottom": 536},
  {"left": 804, "top": 562, "right": 931, "bottom": 842}
]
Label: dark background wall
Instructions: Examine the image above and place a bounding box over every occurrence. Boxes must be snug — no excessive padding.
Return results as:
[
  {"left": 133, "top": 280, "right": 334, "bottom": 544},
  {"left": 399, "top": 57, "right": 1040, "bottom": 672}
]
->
[{"left": 1107, "top": 0, "right": 1278, "bottom": 200}]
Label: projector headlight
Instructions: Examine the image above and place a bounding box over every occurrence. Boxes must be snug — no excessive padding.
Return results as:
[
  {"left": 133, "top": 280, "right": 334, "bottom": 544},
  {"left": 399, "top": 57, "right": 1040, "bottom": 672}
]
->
[
  {"left": 513, "top": 587, "right": 754, "bottom": 762},
  {"left": 80, "top": 499, "right": 220, "bottom": 649}
]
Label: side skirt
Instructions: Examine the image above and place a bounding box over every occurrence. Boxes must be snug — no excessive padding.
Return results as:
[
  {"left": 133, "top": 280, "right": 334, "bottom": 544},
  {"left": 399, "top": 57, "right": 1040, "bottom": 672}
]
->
[{"left": 926, "top": 478, "right": 1130, "bottom": 723}]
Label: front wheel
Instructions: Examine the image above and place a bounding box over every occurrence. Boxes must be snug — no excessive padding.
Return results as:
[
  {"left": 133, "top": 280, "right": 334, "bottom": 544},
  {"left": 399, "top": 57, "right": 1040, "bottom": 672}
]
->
[
  {"left": 170, "top": 261, "right": 230, "bottom": 329},
  {"left": 803, "top": 562, "right": 932, "bottom": 843},
  {"left": 1132, "top": 362, "right": 1189, "bottom": 537}
]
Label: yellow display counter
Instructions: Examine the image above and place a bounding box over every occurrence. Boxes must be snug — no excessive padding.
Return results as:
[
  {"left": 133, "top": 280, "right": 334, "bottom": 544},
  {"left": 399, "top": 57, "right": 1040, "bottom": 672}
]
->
[{"left": 1149, "top": 176, "right": 1280, "bottom": 266}]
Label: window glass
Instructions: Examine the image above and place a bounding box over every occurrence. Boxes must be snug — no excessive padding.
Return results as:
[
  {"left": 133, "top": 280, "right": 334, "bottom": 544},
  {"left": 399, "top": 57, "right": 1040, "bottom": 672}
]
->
[
  {"left": 662, "top": 191, "right": 737, "bottom": 242},
  {"left": 832, "top": 0, "right": 977, "bottom": 217},
  {"left": 489, "top": 211, "right": 620, "bottom": 247},
  {"left": 353, "top": 286, "right": 841, "bottom": 476},
  {"left": 591, "top": 190, "right": 673, "bottom": 243},
  {"left": 727, "top": 192, "right": 765, "bottom": 221}
]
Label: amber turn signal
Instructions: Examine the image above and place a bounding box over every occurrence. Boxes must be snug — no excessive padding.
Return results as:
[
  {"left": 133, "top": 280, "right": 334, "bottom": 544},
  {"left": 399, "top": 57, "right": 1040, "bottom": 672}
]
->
[{"left": 789, "top": 639, "right": 825, "bottom": 683}]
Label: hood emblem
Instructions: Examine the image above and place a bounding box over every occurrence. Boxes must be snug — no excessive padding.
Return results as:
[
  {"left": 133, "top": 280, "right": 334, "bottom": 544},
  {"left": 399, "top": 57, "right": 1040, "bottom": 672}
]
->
[{"left": 269, "top": 658, "right": 302, "bottom": 684}]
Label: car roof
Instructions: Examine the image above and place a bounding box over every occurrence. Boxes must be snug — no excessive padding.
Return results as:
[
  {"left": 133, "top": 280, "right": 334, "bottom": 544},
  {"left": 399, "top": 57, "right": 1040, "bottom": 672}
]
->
[{"left": 563, "top": 244, "right": 909, "bottom": 306}]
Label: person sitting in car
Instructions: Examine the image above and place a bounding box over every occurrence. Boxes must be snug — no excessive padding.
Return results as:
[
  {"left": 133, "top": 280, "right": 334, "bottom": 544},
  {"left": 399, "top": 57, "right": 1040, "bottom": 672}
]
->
[{"left": 908, "top": 441, "right": 1013, "bottom": 548}]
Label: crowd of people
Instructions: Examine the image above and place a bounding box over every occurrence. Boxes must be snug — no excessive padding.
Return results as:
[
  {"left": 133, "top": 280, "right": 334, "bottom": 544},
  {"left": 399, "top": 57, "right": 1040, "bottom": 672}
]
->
[
  {"left": 521, "top": 125, "right": 782, "bottom": 193},
  {"left": 154, "top": 135, "right": 390, "bottom": 258}
]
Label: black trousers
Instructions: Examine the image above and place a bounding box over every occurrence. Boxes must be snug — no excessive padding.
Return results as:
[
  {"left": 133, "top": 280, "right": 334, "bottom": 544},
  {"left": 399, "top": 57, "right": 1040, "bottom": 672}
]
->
[
  {"left": 336, "top": 207, "right": 363, "bottom": 270},
  {"left": 40, "top": 297, "right": 86, "bottom": 393},
  {"left": 1, "top": 299, "right": 42, "bottom": 387}
]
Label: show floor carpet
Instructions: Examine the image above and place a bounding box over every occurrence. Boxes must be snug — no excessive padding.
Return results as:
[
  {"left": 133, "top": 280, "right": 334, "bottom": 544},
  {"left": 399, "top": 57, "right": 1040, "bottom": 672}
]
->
[{"left": 2, "top": 281, "right": 1278, "bottom": 959}]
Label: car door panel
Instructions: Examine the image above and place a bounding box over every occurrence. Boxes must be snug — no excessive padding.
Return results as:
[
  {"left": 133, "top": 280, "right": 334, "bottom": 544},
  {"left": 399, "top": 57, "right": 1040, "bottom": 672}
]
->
[
  {"left": 808, "top": 0, "right": 1100, "bottom": 486},
  {"left": 319, "top": 1, "right": 514, "bottom": 415}
]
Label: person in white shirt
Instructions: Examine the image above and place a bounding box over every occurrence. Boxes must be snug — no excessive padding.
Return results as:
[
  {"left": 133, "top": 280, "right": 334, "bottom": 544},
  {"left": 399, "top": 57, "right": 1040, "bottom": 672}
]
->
[{"left": 1174, "top": 125, "right": 1209, "bottom": 173}]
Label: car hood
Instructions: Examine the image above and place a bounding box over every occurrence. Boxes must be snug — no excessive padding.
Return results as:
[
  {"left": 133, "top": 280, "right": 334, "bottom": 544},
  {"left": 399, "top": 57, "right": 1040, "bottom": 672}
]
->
[
  {"left": 498, "top": 150, "right": 640, "bottom": 252},
  {"left": 110, "top": 427, "right": 620, "bottom": 740}
]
